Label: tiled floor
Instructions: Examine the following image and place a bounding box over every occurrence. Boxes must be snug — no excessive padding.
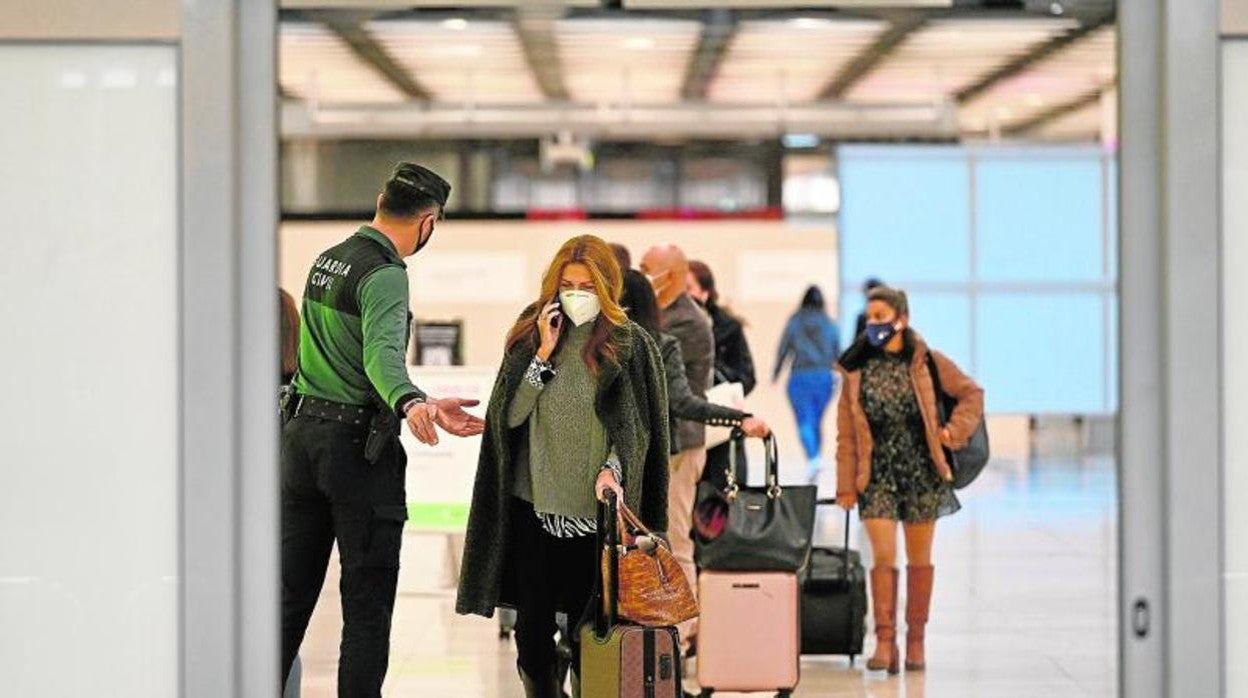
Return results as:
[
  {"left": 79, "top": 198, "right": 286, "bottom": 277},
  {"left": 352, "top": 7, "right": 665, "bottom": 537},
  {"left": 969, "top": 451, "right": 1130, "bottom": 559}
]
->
[{"left": 297, "top": 456, "right": 1117, "bottom": 697}]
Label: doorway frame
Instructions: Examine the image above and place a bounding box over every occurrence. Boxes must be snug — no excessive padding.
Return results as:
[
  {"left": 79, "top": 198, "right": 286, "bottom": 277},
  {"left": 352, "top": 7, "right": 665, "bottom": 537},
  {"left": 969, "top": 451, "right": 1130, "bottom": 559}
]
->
[
  {"left": 180, "top": 0, "right": 279, "bottom": 695},
  {"left": 176, "top": 0, "right": 1238, "bottom": 695},
  {"left": 1118, "top": 1, "right": 1225, "bottom": 696}
]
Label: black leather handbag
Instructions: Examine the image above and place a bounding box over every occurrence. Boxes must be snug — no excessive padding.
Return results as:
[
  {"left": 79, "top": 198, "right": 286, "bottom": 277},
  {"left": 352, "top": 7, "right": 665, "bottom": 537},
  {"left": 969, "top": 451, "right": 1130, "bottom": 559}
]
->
[
  {"left": 926, "top": 353, "right": 990, "bottom": 490},
  {"left": 693, "top": 432, "right": 817, "bottom": 572}
]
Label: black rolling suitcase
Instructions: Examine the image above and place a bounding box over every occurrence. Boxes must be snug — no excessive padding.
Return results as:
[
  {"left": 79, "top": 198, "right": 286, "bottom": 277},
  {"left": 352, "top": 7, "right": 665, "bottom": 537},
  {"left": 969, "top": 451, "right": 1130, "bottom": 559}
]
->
[{"left": 799, "top": 499, "right": 867, "bottom": 661}]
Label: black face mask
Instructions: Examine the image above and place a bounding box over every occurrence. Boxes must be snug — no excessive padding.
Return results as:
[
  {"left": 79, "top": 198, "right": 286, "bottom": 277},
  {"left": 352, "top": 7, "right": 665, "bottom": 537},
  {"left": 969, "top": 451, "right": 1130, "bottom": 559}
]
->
[
  {"left": 411, "top": 217, "right": 434, "bottom": 255},
  {"left": 865, "top": 321, "right": 899, "bottom": 348}
]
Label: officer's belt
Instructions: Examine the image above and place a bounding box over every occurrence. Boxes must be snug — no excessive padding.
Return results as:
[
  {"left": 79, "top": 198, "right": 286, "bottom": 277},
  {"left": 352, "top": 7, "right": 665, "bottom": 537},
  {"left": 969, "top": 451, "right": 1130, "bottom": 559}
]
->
[{"left": 295, "top": 395, "right": 377, "bottom": 427}]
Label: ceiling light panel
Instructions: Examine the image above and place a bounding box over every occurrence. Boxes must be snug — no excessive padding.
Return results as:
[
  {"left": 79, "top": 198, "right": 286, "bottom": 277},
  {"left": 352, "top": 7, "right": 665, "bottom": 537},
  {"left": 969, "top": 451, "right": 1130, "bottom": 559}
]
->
[
  {"left": 709, "top": 17, "right": 886, "bottom": 103},
  {"left": 623, "top": 0, "right": 950, "bottom": 7},
  {"left": 284, "top": 0, "right": 600, "bottom": 6},
  {"left": 960, "top": 24, "right": 1115, "bottom": 131},
  {"left": 557, "top": 17, "right": 702, "bottom": 104},
  {"left": 280, "top": 22, "right": 407, "bottom": 103},
  {"left": 368, "top": 19, "right": 544, "bottom": 104},
  {"left": 847, "top": 18, "right": 1077, "bottom": 103}
]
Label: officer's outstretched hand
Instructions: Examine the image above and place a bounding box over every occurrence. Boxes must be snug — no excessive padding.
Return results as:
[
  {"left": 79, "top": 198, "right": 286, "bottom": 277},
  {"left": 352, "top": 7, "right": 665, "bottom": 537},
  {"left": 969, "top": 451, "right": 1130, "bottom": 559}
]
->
[
  {"left": 406, "top": 402, "right": 441, "bottom": 446},
  {"left": 431, "top": 397, "right": 485, "bottom": 438}
]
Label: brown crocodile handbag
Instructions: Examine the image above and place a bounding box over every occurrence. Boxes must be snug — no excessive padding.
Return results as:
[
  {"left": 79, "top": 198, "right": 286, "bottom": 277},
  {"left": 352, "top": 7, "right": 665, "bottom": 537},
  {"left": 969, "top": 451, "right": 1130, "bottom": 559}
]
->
[{"left": 603, "top": 501, "right": 699, "bottom": 628}]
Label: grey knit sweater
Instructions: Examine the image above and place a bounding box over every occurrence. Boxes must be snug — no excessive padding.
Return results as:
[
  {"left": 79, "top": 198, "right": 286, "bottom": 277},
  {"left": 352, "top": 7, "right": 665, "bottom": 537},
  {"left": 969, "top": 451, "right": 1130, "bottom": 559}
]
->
[{"left": 507, "top": 322, "right": 613, "bottom": 520}]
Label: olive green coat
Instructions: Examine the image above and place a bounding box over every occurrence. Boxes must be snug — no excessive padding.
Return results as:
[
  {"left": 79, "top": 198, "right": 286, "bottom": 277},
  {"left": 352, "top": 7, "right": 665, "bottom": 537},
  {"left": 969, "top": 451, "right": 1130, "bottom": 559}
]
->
[{"left": 455, "top": 317, "right": 670, "bottom": 618}]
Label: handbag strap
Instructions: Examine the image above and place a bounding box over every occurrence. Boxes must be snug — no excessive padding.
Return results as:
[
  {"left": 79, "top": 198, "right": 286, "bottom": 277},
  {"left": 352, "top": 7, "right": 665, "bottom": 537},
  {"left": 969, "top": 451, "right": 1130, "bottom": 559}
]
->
[
  {"left": 618, "top": 502, "right": 675, "bottom": 556},
  {"left": 726, "top": 428, "right": 743, "bottom": 491},
  {"left": 618, "top": 502, "right": 648, "bottom": 537},
  {"left": 764, "top": 432, "right": 779, "bottom": 490},
  {"left": 925, "top": 351, "right": 950, "bottom": 425},
  {"left": 725, "top": 430, "right": 782, "bottom": 498}
]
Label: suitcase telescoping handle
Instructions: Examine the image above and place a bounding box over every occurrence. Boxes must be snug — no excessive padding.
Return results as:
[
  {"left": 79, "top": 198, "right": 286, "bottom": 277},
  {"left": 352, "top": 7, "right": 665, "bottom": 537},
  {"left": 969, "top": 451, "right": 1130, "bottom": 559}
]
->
[
  {"left": 817, "top": 497, "right": 859, "bottom": 663},
  {"left": 816, "top": 498, "right": 852, "bottom": 556},
  {"left": 594, "top": 490, "right": 621, "bottom": 638},
  {"left": 726, "top": 429, "right": 781, "bottom": 496}
]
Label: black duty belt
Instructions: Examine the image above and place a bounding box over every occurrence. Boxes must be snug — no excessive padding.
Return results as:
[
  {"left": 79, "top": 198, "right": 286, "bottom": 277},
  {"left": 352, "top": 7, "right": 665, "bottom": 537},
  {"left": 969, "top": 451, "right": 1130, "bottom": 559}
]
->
[{"left": 294, "top": 395, "right": 377, "bottom": 427}]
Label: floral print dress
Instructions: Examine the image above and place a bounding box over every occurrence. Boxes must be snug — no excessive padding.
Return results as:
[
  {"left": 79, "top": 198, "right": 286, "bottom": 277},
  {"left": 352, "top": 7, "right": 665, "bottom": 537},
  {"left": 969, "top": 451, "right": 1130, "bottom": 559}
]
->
[{"left": 857, "top": 351, "right": 961, "bottom": 523}]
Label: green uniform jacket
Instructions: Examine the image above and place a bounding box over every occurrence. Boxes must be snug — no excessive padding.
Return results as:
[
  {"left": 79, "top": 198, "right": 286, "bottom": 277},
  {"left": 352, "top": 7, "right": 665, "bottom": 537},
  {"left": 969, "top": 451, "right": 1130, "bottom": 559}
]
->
[
  {"left": 455, "top": 316, "right": 671, "bottom": 618},
  {"left": 292, "top": 226, "right": 424, "bottom": 412}
]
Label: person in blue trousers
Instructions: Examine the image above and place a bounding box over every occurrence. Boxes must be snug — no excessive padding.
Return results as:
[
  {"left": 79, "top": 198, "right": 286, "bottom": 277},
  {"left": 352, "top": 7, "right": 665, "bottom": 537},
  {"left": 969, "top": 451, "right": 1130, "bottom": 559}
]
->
[{"left": 773, "top": 285, "right": 841, "bottom": 483}]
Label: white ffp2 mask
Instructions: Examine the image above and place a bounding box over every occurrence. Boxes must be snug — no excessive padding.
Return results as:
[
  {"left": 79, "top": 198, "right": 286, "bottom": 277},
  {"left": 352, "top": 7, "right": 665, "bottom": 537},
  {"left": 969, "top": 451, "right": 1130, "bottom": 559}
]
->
[{"left": 558, "top": 290, "right": 601, "bottom": 327}]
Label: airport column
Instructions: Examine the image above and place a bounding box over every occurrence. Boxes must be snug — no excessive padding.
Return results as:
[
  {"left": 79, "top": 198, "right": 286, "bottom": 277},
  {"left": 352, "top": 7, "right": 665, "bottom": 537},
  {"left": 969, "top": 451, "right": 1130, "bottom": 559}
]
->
[
  {"left": 182, "top": 0, "right": 280, "bottom": 696},
  {"left": 1120, "top": 0, "right": 1224, "bottom": 696}
]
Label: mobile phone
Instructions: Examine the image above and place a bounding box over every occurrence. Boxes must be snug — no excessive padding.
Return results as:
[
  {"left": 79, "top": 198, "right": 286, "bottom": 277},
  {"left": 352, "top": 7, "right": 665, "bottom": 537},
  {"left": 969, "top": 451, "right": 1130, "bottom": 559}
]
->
[{"left": 549, "top": 297, "right": 563, "bottom": 328}]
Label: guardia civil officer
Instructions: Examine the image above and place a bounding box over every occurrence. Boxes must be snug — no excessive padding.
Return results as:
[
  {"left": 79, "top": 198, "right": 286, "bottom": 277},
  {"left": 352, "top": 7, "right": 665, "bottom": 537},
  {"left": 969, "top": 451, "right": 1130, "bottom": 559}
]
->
[{"left": 280, "top": 163, "right": 485, "bottom": 697}]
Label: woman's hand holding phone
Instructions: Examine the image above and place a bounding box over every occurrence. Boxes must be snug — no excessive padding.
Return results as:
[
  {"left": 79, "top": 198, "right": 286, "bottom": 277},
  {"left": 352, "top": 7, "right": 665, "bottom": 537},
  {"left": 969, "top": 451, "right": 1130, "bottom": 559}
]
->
[{"left": 536, "top": 299, "right": 563, "bottom": 361}]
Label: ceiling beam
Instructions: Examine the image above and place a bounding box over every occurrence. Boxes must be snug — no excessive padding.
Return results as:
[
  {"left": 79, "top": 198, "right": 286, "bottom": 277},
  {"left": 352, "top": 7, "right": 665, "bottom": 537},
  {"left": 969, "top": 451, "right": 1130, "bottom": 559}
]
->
[
  {"left": 681, "top": 8, "right": 737, "bottom": 101},
  {"left": 1004, "top": 82, "right": 1111, "bottom": 135},
  {"left": 308, "top": 11, "right": 432, "bottom": 101},
  {"left": 956, "top": 12, "right": 1113, "bottom": 104},
  {"left": 282, "top": 100, "right": 961, "bottom": 140},
  {"left": 817, "top": 12, "right": 928, "bottom": 101},
  {"left": 514, "top": 7, "right": 570, "bottom": 101}
]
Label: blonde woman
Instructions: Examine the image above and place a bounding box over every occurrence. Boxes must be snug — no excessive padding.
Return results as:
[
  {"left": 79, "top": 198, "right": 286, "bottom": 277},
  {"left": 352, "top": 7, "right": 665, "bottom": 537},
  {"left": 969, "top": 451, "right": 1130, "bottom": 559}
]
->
[{"left": 457, "top": 235, "right": 670, "bottom": 698}]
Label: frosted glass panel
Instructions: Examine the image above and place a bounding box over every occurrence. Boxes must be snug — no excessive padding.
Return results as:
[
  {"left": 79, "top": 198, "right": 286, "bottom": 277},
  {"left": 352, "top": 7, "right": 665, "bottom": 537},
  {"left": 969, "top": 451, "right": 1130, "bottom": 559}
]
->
[
  {"left": 976, "top": 155, "right": 1105, "bottom": 282},
  {"left": 839, "top": 146, "right": 971, "bottom": 285},
  {"left": 839, "top": 144, "right": 1115, "bottom": 415},
  {"left": 908, "top": 292, "right": 973, "bottom": 372},
  {"left": 0, "top": 46, "right": 178, "bottom": 695},
  {"left": 976, "top": 293, "right": 1106, "bottom": 414}
]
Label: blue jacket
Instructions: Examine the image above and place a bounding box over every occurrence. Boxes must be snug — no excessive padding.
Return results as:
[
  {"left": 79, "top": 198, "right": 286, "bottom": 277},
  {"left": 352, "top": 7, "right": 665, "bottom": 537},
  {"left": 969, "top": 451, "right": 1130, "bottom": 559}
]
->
[{"left": 774, "top": 309, "right": 840, "bottom": 381}]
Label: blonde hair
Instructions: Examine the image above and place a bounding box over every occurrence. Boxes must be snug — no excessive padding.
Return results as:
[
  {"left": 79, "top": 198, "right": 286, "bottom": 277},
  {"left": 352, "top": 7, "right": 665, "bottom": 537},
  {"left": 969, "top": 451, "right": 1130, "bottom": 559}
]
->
[{"left": 506, "top": 235, "right": 627, "bottom": 373}]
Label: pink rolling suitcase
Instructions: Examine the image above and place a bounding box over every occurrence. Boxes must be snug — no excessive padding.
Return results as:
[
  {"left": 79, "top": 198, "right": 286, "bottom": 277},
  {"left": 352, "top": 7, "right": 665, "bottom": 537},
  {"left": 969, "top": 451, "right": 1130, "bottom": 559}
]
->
[{"left": 696, "top": 570, "right": 800, "bottom": 697}]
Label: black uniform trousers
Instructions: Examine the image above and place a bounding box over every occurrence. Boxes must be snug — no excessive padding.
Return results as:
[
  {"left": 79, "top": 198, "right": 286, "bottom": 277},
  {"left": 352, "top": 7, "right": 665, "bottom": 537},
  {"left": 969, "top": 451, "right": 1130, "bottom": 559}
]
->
[
  {"left": 509, "top": 497, "right": 598, "bottom": 682},
  {"left": 280, "top": 414, "right": 408, "bottom": 698}
]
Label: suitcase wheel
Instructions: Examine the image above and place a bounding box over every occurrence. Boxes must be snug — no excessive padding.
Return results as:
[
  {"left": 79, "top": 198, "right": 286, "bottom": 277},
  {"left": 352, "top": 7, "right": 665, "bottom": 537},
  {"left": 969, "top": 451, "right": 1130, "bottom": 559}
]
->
[
  {"left": 776, "top": 692, "right": 792, "bottom": 698},
  {"left": 698, "top": 691, "right": 713, "bottom": 698}
]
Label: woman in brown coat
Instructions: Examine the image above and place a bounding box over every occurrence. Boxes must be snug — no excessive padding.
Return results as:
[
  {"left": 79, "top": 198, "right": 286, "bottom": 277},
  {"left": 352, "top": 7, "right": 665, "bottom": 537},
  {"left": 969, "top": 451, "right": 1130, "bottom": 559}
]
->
[{"left": 835, "top": 286, "right": 983, "bottom": 675}]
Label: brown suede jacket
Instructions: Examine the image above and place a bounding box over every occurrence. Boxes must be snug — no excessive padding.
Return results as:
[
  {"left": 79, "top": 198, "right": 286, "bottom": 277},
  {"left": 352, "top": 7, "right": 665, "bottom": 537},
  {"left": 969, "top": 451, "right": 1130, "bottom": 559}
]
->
[{"left": 835, "top": 331, "right": 984, "bottom": 501}]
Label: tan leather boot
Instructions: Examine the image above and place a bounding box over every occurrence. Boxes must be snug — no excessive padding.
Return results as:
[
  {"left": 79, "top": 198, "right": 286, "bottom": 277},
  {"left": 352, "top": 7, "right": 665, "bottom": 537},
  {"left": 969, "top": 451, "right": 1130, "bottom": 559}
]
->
[
  {"left": 906, "top": 565, "right": 934, "bottom": 671},
  {"left": 867, "top": 566, "right": 900, "bottom": 674}
]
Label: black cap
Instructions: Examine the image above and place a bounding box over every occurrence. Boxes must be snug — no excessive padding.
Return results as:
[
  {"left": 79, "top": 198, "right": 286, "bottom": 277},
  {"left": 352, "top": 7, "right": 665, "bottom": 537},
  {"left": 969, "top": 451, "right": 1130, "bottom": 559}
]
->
[{"left": 388, "top": 162, "right": 451, "bottom": 207}]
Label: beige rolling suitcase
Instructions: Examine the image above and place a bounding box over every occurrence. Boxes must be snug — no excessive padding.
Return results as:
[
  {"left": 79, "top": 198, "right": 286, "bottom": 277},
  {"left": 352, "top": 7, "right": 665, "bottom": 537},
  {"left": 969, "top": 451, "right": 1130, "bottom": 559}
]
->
[{"left": 696, "top": 570, "right": 800, "bottom": 697}]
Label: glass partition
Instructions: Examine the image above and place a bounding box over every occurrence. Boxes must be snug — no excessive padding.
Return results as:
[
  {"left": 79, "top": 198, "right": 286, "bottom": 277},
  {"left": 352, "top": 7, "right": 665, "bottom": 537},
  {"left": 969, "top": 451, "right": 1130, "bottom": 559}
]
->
[{"left": 839, "top": 144, "right": 1117, "bottom": 415}]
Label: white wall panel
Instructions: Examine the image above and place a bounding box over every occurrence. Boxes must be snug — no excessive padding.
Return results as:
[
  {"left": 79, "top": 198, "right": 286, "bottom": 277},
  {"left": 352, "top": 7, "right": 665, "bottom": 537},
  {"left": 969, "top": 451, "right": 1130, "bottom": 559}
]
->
[
  {"left": 1222, "top": 38, "right": 1248, "bottom": 698},
  {"left": 0, "top": 45, "right": 178, "bottom": 696}
]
